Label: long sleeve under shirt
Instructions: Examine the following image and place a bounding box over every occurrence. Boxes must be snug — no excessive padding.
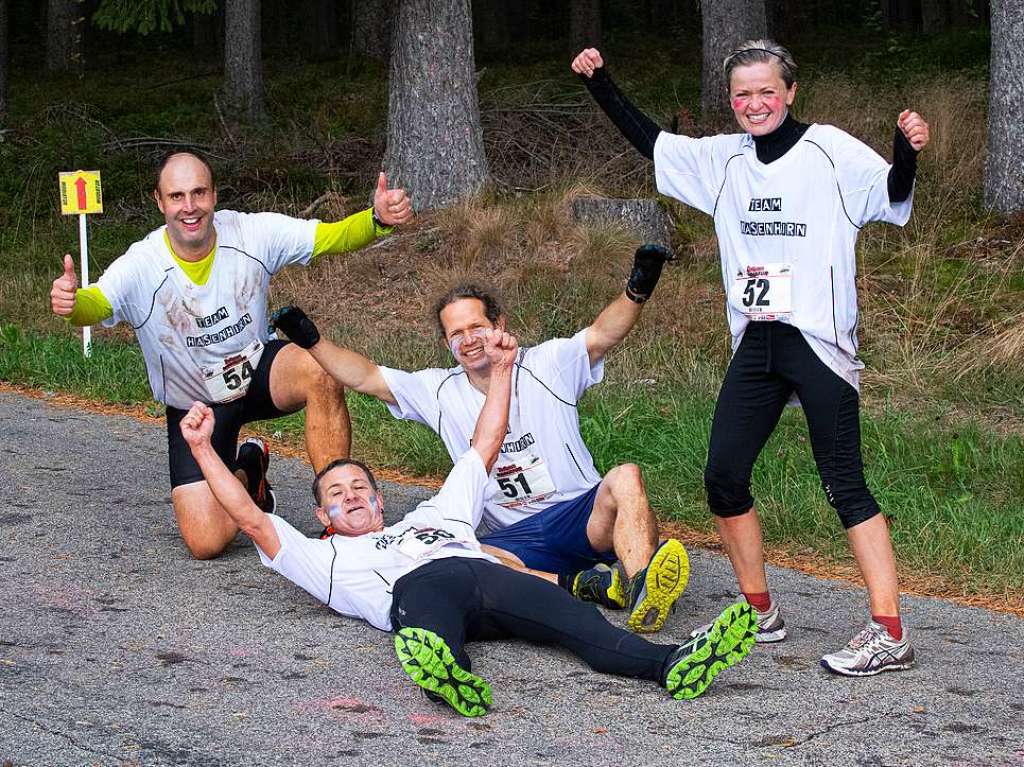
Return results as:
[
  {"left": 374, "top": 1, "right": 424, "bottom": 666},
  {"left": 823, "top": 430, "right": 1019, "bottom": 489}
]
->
[{"left": 580, "top": 67, "right": 917, "bottom": 200}]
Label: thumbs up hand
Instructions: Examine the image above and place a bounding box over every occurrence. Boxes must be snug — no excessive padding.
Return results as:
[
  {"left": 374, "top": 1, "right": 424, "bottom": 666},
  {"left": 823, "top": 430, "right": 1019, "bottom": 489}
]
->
[
  {"left": 51, "top": 254, "right": 79, "bottom": 316},
  {"left": 372, "top": 171, "right": 413, "bottom": 227}
]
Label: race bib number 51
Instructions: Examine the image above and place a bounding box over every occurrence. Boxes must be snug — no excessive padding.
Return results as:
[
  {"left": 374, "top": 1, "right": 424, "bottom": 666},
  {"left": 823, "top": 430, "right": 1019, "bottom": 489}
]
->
[
  {"left": 201, "top": 339, "right": 264, "bottom": 403},
  {"left": 492, "top": 454, "right": 556, "bottom": 508},
  {"left": 730, "top": 263, "right": 793, "bottom": 320}
]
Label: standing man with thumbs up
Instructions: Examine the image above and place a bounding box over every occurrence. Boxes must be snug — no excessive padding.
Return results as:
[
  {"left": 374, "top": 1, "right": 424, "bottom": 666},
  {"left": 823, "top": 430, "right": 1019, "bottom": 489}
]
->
[{"left": 50, "top": 150, "right": 413, "bottom": 560}]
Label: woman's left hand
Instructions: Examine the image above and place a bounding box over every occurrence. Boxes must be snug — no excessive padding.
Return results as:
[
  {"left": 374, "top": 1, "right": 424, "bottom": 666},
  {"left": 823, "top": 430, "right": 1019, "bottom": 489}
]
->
[{"left": 897, "top": 110, "right": 930, "bottom": 151}]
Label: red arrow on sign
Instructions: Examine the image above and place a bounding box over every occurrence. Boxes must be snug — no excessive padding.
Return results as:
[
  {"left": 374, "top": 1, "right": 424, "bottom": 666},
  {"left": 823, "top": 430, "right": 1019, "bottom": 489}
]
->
[{"left": 75, "top": 177, "right": 88, "bottom": 210}]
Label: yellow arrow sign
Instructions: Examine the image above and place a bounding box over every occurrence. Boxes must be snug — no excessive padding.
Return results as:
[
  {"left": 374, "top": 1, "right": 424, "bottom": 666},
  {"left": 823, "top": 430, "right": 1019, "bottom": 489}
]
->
[{"left": 59, "top": 170, "right": 103, "bottom": 215}]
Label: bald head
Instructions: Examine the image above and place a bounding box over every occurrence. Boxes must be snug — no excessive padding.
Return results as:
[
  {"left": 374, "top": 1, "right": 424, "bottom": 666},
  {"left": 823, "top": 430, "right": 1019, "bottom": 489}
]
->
[{"left": 154, "top": 150, "right": 216, "bottom": 197}]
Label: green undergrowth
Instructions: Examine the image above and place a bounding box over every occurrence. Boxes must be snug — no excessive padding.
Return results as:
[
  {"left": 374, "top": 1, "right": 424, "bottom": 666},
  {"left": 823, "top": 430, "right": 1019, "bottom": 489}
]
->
[{"left": 3, "top": 327, "right": 1021, "bottom": 596}]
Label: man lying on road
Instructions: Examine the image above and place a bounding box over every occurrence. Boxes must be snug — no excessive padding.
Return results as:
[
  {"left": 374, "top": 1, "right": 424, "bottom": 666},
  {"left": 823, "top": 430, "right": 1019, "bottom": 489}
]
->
[
  {"left": 179, "top": 328, "right": 758, "bottom": 716},
  {"left": 269, "top": 244, "right": 688, "bottom": 633}
]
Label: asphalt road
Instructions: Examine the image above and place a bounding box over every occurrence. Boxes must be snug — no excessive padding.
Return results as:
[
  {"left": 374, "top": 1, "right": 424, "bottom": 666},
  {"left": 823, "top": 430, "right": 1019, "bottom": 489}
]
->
[{"left": 1, "top": 390, "right": 1022, "bottom": 767}]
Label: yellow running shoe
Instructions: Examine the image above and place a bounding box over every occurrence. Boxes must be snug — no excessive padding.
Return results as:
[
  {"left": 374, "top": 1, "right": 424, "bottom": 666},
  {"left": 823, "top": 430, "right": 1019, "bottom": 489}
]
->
[{"left": 626, "top": 538, "right": 689, "bottom": 633}]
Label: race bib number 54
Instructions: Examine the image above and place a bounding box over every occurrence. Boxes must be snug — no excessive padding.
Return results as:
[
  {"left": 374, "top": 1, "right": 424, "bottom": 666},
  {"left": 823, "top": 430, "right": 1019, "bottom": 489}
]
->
[
  {"left": 730, "top": 263, "right": 793, "bottom": 320},
  {"left": 201, "top": 339, "right": 264, "bottom": 403}
]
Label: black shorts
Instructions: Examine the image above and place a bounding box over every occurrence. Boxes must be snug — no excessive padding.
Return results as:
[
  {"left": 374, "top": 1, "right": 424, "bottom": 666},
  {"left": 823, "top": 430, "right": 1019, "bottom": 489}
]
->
[{"left": 165, "top": 340, "right": 292, "bottom": 488}]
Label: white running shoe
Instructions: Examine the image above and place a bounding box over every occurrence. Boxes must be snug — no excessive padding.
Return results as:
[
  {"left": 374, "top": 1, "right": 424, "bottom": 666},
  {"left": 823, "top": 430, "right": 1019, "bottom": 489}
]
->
[
  {"left": 820, "top": 622, "right": 915, "bottom": 677},
  {"left": 690, "top": 600, "right": 787, "bottom": 643},
  {"left": 753, "top": 601, "right": 787, "bottom": 643}
]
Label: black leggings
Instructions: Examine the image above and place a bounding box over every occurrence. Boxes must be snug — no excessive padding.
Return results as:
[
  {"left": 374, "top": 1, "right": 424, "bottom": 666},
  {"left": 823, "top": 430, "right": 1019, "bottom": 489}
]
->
[
  {"left": 704, "top": 322, "right": 880, "bottom": 529},
  {"left": 390, "top": 558, "right": 676, "bottom": 683}
]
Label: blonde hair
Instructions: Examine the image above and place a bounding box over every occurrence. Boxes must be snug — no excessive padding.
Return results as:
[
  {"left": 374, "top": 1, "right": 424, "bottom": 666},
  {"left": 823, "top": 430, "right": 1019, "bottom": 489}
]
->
[{"left": 723, "top": 39, "right": 798, "bottom": 88}]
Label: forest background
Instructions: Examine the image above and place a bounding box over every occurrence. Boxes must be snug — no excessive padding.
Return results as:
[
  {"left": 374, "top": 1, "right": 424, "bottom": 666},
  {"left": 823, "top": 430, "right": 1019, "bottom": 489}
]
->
[{"left": 0, "top": 0, "right": 1022, "bottom": 610}]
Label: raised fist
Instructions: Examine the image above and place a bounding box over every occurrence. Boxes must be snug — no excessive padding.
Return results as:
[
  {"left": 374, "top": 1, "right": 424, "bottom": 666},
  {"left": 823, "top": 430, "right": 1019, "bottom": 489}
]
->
[
  {"left": 626, "top": 243, "right": 675, "bottom": 304},
  {"left": 897, "top": 110, "right": 929, "bottom": 152},
  {"left": 270, "top": 305, "right": 321, "bottom": 349},
  {"left": 571, "top": 48, "right": 605, "bottom": 78}
]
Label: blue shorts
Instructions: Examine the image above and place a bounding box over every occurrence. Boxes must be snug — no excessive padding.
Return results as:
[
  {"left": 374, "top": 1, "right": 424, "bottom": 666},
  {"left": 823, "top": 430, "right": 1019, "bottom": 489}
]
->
[{"left": 478, "top": 484, "right": 617, "bottom": 576}]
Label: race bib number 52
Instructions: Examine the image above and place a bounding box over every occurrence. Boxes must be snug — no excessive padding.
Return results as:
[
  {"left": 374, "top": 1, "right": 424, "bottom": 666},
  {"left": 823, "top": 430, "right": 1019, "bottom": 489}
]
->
[{"left": 730, "top": 263, "right": 793, "bottom": 320}]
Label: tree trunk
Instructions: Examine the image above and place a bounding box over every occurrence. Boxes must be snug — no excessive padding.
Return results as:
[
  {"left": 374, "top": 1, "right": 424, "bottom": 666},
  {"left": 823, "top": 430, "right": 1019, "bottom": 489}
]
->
[
  {"left": 223, "top": 0, "right": 266, "bottom": 122},
  {"left": 920, "top": 0, "right": 948, "bottom": 32},
  {"left": 351, "top": 0, "right": 392, "bottom": 60},
  {"left": 701, "top": 0, "right": 767, "bottom": 119},
  {"left": 0, "top": 0, "right": 7, "bottom": 125},
  {"left": 984, "top": 0, "right": 1024, "bottom": 214},
  {"left": 385, "top": 0, "right": 488, "bottom": 211},
  {"left": 46, "top": 0, "right": 82, "bottom": 73},
  {"left": 569, "top": 0, "right": 601, "bottom": 51}
]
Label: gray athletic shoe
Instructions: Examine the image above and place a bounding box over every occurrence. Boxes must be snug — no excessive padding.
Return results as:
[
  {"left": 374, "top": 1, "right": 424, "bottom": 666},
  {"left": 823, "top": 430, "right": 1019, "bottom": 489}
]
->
[
  {"left": 691, "top": 600, "right": 787, "bottom": 644},
  {"left": 753, "top": 601, "right": 787, "bottom": 643},
  {"left": 820, "top": 622, "right": 915, "bottom": 677}
]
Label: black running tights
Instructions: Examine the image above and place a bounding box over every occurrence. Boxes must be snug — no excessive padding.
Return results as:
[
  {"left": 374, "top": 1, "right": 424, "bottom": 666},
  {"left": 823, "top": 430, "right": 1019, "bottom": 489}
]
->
[{"left": 390, "top": 557, "right": 675, "bottom": 683}]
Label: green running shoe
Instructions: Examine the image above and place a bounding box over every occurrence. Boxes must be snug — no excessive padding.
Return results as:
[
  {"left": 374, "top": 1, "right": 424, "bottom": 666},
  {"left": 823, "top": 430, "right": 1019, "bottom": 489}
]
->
[
  {"left": 664, "top": 601, "right": 759, "bottom": 700},
  {"left": 626, "top": 539, "right": 690, "bottom": 633},
  {"left": 394, "top": 627, "right": 493, "bottom": 717},
  {"left": 572, "top": 563, "right": 627, "bottom": 609}
]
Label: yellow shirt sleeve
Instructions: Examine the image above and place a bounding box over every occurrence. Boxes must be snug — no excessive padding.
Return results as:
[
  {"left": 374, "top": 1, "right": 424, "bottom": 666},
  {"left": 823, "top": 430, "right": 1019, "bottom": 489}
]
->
[
  {"left": 67, "top": 285, "right": 113, "bottom": 326},
  {"left": 312, "top": 208, "right": 393, "bottom": 259}
]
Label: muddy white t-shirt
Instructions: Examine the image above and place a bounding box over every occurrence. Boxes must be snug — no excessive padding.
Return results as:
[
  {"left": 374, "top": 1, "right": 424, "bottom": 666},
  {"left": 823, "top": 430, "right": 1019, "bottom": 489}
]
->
[
  {"left": 255, "top": 449, "right": 497, "bottom": 632},
  {"left": 379, "top": 330, "right": 604, "bottom": 531},
  {"left": 95, "top": 210, "right": 317, "bottom": 409},
  {"left": 654, "top": 124, "right": 913, "bottom": 388}
]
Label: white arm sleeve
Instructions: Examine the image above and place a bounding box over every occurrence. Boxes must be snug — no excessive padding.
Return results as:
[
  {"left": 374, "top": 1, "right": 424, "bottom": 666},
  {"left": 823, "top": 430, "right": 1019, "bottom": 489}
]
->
[
  {"left": 378, "top": 366, "right": 444, "bottom": 428},
  {"left": 831, "top": 129, "right": 913, "bottom": 228},
  {"left": 256, "top": 515, "right": 334, "bottom": 605},
  {"left": 654, "top": 132, "right": 729, "bottom": 216},
  {"left": 406, "top": 449, "right": 490, "bottom": 532},
  {"left": 243, "top": 212, "right": 319, "bottom": 273},
  {"left": 520, "top": 329, "right": 605, "bottom": 401}
]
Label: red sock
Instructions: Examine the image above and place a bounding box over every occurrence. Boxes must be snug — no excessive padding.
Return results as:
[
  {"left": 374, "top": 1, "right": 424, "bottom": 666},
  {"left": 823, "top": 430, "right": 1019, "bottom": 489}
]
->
[
  {"left": 872, "top": 614, "right": 903, "bottom": 640},
  {"left": 742, "top": 591, "right": 772, "bottom": 612}
]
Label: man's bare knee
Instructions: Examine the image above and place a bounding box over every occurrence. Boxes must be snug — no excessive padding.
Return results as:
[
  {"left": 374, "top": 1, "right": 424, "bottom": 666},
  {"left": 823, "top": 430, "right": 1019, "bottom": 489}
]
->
[
  {"left": 604, "top": 463, "right": 646, "bottom": 501},
  {"left": 172, "top": 484, "right": 238, "bottom": 560},
  {"left": 182, "top": 535, "right": 231, "bottom": 560},
  {"left": 311, "top": 365, "right": 345, "bottom": 401}
]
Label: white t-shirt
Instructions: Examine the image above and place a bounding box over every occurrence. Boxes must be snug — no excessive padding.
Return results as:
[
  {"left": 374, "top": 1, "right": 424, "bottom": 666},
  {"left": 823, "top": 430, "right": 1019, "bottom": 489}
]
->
[
  {"left": 653, "top": 124, "right": 913, "bottom": 389},
  {"left": 255, "top": 449, "right": 498, "bottom": 632},
  {"left": 379, "top": 329, "right": 605, "bottom": 531},
  {"left": 96, "top": 210, "right": 317, "bottom": 410}
]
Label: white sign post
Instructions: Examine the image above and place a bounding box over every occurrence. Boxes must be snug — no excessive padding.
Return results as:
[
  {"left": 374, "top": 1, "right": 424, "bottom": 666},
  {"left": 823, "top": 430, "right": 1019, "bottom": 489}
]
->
[{"left": 58, "top": 170, "right": 103, "bottom": 357}]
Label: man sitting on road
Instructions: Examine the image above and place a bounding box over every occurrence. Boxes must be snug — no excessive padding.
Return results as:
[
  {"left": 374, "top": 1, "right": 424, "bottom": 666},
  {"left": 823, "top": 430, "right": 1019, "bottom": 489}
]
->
[
  {"left": 178, "top": 328, "right": 758, "bottom": 716},
  {"left": 50, "top": 150, "right": 412, "bottom": 560},
  {"left": 269, "top": 244, "right": 688, "bottom": 633}
]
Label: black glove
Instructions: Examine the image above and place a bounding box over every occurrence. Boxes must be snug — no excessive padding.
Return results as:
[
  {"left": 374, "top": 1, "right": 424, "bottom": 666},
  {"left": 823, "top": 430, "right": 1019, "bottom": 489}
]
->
[
  {"left": 269, "top": 305, "right": 320, "bottom": 349},
  {"left": 625, "top": 243, "right": 674, "bottom": 304}
]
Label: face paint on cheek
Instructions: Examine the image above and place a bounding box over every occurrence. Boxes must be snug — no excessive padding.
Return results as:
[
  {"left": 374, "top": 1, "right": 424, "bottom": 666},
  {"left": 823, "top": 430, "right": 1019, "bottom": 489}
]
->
[
  {"left": 732, "top": 97, "right": 747, "bottom": 111},
  {"left": 326, "top": 504, "right": 344, "bottom": 525}
]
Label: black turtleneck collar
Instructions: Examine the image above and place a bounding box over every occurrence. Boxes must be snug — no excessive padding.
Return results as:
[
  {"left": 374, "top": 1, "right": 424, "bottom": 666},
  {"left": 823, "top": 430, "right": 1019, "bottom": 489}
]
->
[{"left": 751, "top": 112, "right": 810, "bottom": 164}]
